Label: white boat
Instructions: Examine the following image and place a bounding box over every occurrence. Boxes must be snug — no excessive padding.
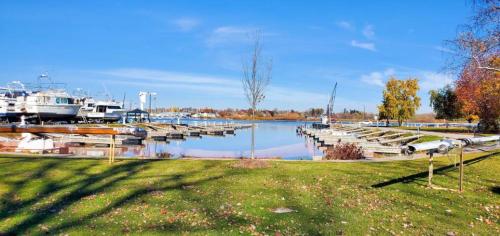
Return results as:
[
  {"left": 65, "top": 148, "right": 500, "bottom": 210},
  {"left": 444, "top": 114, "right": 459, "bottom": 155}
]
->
[
  {"left": 78, "top": 97, "right": 96, "bottom": 113},
  {"left": 16, "top": 89, "right": 82, "bottom": 122},
  {"left": 0, "top": 94, "right": 18, "bottom": 122},
  {"left": 84, "top": 100, "right": 126, "bottom": 122},
  {"left": 0, "top": 82, "right": 28, "bottom": 122}
]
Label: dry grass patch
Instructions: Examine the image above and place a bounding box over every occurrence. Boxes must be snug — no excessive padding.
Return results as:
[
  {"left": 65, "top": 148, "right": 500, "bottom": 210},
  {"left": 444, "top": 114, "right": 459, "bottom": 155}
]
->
[{"left": 232, "top": 159, "right": 271, "bottom": 169}]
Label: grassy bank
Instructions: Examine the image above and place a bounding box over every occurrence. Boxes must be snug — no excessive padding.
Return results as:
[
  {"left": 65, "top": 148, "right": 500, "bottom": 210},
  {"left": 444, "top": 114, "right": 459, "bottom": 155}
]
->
[
  {"left": 398, "top": 126, "right": 473, "bottom": 133},
  {"left": 0, "top": 152, "right": 499, "bottom": 235}
]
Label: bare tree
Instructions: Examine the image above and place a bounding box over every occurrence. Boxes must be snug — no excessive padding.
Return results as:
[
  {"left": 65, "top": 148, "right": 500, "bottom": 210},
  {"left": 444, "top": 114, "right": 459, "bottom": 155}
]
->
[
  {"left": 445, "top": 0, "right": 499, "bottom": 73},
  {"left": 242, "top": 31, "right": 272, "bottom": 159}
]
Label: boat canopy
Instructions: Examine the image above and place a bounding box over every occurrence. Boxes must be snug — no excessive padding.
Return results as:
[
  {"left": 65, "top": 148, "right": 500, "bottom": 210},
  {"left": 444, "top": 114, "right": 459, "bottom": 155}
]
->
[{"left": 125, "top": 109, "right": 150, "bottom": 123}]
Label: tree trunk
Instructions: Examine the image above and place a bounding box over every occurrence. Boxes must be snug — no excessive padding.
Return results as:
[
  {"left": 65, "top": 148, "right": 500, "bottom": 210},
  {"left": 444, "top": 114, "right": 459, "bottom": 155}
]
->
[{"left": 251, "top": 108, "right": 255, "bottom": 159}]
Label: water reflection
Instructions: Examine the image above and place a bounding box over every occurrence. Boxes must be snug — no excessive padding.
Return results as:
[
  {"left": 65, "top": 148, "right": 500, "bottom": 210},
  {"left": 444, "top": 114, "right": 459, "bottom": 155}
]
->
[{"left": 73, "top": 119, "right": 323, "bottom": 160}]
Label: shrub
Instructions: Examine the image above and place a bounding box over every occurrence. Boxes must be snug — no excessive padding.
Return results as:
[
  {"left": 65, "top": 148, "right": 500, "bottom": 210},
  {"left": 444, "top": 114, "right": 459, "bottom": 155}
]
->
[
  {"left": 156, "top": 152, "right": 171, "bottom": 159},
  {"left": 324, "top": 142, "right": 364, "bottom": 160}
]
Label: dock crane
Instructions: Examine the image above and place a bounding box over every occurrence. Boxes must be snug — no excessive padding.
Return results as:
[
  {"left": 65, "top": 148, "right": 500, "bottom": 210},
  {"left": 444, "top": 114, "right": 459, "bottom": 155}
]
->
[{"left": 323, "top": 82, "right": 337, "bottom": 125}]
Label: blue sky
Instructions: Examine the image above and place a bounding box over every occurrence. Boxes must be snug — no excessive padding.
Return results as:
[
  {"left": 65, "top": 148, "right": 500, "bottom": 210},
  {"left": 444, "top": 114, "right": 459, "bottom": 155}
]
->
[{"left": 0, "top": 1, "right": 471, "bottom": 113}]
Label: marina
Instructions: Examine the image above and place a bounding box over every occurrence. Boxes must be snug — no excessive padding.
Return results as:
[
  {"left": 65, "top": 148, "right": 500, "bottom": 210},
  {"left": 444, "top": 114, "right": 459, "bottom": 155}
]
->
[
  {"left": 0, "top": 119, "right": 323, "bottom": 160},
  {"left": 0, "top": 1, "right": 499, "bottom": 235}
]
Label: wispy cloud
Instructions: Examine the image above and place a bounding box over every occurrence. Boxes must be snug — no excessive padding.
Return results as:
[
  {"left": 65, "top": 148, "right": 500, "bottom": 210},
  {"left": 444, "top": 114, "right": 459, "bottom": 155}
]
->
[
  {"left": 92, "top": 68, "right": 327, "bottom": 109},
  {"left": 361, "top": 68, "right": 395, "bottom": 87},
  {"left": 419, "top": 71, "right": 453, "bottom": 90},
  {"left": 206, "top": 26, "right": 256, "bottom": 47},
  {"left": 433, "top": 46, "right": 455, "bottom": 54},
  {"left": 360, "top": 67, "right": 453, "bottom": 91},
  {"left": 97, "top": 68, "right": 240, "bottom": 86},
  {"left": 350, "top": 40, "right": 376, "bottom": 51},
  {"left": 172, "top": 17, "right": 200, "bottom": 32},
  {"left": 362, "top": 25, "right": 375, "bottom": 39},
  {"left": 336, "top": 21, "right": 354, "bottom": 31}
]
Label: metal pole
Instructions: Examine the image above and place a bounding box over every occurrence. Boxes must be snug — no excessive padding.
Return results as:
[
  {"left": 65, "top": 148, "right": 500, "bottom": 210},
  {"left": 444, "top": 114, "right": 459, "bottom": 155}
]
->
[
  {"left": 459, "top": 148, "right": 464, "bottom": 192},
  {"left": 112, "top": 135, "right": 116, "bottom": 163},
  {"left": 109, "top": 135, "right": 113, "bottom": 164},
  {"left": 428, "top": 152, "right": 434, "bottom": 187},
  {"left": 251, "top": 108, "right": 255, "bottom": 159},
  {"left": 149, "top": 93, "right": 152, "bottom": 113}
]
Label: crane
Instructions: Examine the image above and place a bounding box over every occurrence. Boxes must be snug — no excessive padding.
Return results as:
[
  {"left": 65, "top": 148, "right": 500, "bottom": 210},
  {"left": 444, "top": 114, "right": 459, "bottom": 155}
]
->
[{"left": 325, "top": 82, "right": 337, "bottom": 124}]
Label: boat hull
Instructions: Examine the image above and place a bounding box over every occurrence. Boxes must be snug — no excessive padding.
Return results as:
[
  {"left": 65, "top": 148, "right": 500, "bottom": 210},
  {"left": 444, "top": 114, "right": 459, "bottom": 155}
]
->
[
  {"left": 86, "top": 112, "right": 123, "bottom": 122},
  {"left": 16, "top": 105, "right": 82, "bottom": 122}
]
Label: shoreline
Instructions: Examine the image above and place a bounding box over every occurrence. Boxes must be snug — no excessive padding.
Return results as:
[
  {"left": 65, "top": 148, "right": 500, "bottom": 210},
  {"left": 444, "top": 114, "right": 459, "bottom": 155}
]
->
[{"left": 3, "top": 148, "right": 496, "bottom": 162}]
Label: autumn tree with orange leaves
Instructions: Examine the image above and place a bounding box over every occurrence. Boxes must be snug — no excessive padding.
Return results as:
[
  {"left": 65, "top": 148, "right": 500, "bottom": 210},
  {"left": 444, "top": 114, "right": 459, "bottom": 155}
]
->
[
  {"left": 455, "top": 57, "right": 500, "bottom": 131},
  {"left": 446, "top": 0, "right": 500, "bottom": 131}
]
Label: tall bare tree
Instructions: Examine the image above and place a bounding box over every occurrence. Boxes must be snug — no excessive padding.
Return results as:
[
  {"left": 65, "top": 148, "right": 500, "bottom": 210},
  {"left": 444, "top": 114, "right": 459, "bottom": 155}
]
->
[
  {"left": 446, "top": 0, "right": 499, "bottom": 73},
  {"left": 242, "top": 31, "right": 272, "bottom": 159}
]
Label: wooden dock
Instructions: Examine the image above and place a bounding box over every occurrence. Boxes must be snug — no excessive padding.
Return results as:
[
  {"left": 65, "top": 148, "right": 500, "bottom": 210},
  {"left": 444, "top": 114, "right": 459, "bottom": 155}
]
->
[{"left": 141, "top": 122, "right": 250, "bottom": 140}]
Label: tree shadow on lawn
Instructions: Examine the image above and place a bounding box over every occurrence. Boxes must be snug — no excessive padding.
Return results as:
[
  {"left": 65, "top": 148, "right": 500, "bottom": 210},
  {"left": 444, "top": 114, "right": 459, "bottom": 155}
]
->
[
  {"left": 371, "top": 151, "right": 499, "bottom": 188},
  {"left": 491, "top": 186, "right": 500, "bottom": 194},
  {"left": 0, "top": 158, "right": 244, "bottom": 235}
]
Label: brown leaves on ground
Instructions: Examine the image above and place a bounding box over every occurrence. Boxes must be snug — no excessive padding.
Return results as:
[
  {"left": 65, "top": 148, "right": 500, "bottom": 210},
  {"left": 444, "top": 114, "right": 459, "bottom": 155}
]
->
[{"left": 232, "top": 159, "right": 271, "bottom": 169}]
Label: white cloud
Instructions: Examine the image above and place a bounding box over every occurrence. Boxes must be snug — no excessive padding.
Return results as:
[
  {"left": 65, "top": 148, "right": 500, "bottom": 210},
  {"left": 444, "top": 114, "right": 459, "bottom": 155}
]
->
[
  {"left": 350, "top": 40, "right": 376, "bottom": 51},
  {"left": 362, "top": 25, "right": 375, "bottom": 39},
  {"left": 336, "top": 21, "right": 354, "bottom": 31},
  {"left": 97, "top": 68, "right": 240, "bottom": 86},
  {"left": 359, "top": 68, "right": 453, "bottom": 91},
  {"left": 206, "top": 26, "right": 257, "bottom": 46},
  {"left": 419, "top": 71, "right": 453, "bottom": 90},
  {"left": 433, "top": 46, "right": 455, "bottom": 54},
  {"left": 172, "top": 17, "right": 200, "bottom": 32},
  {"left": 92, "top": 68, "right": 327, "bottom": 108},
  {"left": 361, "top": 68, "right": 395, "bottom": 87}
]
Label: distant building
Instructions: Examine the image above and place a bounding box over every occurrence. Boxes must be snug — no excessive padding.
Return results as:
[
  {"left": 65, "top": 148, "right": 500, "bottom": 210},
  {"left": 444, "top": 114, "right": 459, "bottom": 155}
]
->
[{"left": 192, "top": 112, "right": 218, "bottom": 119}]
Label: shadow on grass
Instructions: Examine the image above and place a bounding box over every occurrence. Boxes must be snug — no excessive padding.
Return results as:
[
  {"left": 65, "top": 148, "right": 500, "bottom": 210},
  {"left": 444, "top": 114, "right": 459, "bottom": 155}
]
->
[
  {"left": 0, "top": 158, "right": 241, "bottom": 235},
  {"left": 371, "top": 151, "right": 499, "bottom": 188},
  {"left": 491, "top": 186, "right": 500, "bottom": 194}
]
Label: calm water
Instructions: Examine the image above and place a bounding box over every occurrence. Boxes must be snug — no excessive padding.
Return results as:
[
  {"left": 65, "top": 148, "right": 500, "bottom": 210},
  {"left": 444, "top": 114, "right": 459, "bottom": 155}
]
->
[{"left": 121, "top": 119, "right": 322, "bottom": 160}]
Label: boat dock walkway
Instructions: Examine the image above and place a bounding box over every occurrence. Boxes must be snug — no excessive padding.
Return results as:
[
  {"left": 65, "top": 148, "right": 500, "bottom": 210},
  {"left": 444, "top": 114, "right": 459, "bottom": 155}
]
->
[
  {"left": 141, "top": 123, "right": 252, "bottom": 140},
  {"left": 299, "top": 125, "right": 430, "bottom": 156}
]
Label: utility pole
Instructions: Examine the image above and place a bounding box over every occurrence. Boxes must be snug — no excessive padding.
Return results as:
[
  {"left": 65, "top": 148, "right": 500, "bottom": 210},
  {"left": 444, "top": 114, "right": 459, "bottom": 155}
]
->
[
  {"left": 149, "top": 93, "right": 152, "bottom": 113},
  {"left": 459, "top": 148, "right": 464, "bottom": 192},
  {"left": 363, "top": 105, "right": 366, "bottom": 120},
  {"left": 428, "top": 151, "right": 434, "bottom": 187}
]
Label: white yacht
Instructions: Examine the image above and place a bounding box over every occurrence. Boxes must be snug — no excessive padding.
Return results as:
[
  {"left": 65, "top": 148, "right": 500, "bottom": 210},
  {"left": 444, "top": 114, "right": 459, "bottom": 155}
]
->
[
  {"left": 0, "top": 81, "right": 28, "bottom": 122},
  {"left": 0, "top": 90, "right": 20, "bottom": 122},
  {"left": 76, "top": 97, "right": 96, "bottom": 115},
  {"left": 16, "top": 89, "right": 82, "bottom": 122},
  {"left": 83, "top": 100, "right": 126, "bottom": 122}
]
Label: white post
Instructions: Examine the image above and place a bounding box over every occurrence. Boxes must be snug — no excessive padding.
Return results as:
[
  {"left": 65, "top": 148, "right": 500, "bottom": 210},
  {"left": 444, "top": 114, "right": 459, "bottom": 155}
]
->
[{"left": 20, "top": 115, "right": 26, "bottom": 126}]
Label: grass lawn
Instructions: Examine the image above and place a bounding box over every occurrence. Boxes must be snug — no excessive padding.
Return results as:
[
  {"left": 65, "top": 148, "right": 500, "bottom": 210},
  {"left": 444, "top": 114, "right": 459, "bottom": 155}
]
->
[
  {"left": 398, "top": 127, "right": 473, "bottom": 134},
  {"left": 0, "top": 152, "right": 499, "bottom": 235}
]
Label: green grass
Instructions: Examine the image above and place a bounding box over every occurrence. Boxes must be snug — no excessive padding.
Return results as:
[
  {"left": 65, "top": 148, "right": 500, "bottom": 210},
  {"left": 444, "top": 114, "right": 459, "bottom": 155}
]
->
[
  {"left": 398, "top": 126, "right": 472, "bottom": 133},
  {"left": 0, "top": 152, "right": 499, "bottom": 235}
]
